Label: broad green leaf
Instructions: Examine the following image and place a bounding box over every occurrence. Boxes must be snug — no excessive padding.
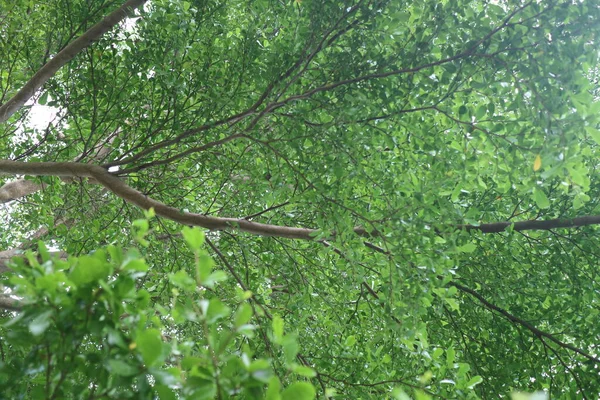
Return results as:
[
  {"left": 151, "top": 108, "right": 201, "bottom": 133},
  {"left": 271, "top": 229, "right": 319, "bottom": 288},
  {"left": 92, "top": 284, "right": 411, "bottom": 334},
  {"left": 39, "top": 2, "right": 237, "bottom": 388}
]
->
[
  {"left": 107, "top": 359, "right": 139, "bottom": 377},
  {"left": 182, "top": 226, "right": 205, "bottom": 250},
  {"left": 344, "top": 335, "right": 356, "bottom": 347},
  {"left": 457, "top": 243, "right": 477, "bottom": 253},
  {"left": 136, "top": 329, "right": 163, "bottom": 366},
  {"left": 196, "top": 253, "right": 215, "bottom": 285},
  {"left": 205, "top": 298, "right": 231, "bottom": 323},
  {"left": 281, "top": 382, "right": 316, "bottom": 400},
  {"left": 533, "top": 188, "right": 550, "bottom": 209},
  {"left": 585, "top": 126, "right": 600, "bottom": 145},
  {"left": 234, "top": 303, "right": 253, "bottom": 328},
  {"left": 266, "top": 376, "right": 282, "bottom": 400},
  {"left": 292, "top": 364, "right": 317, "bottom": 378},
  {"left": 69, "top": 254, "right": 111, "bottom": 286},
  {"left": 465, "top": 375, "right": 483, "bottom": 389}
]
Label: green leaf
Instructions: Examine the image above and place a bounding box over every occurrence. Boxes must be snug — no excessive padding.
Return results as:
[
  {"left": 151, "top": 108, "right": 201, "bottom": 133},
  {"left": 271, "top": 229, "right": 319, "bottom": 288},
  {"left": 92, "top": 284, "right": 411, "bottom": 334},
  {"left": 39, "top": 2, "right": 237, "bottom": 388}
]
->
[
  {"left": 533, "top": 188, "right": 550, "bottom": 209},
  {"left": 107, "top": 359, "right": 139, "bottom": 377},
  {"left": 38, "top": 91, "right": 49, "bottom": 105},
  {"left": 182, "top": 226, "right": 205, "bottom": 250},
  {"left": 282, "top": 334, "right": 299, "bottom": 364},
  {"left": 29, "top": 310, "right": 53, "bottom": 336},
  {"left": 292, "top": 364, "right": 317, "bottom": 378},
  {"left": 204, "top": 298, "right": 231, "bottom": 324},
  {"left": 136, "top": 329, "right": 163, "bottom": 366},
  {"left": 155, "top": 385, "right": 177, "bottom": 400},
  {"left": 69, "top": 253, "right": 111, "bottom": 286},
  {"left": 196, "top": 253, "right": 215, "bottom": 285},
  {"left": 465, "top": 375, "right": 483, "bottom": 389},
  {"left": 457, "top": 243, "right": 477, "bottom": 253},
  {"left": 273, "top": 315, "right": 284, "bottom": 343},
  {"left": 234, "top": 303, "right": 253, "bottom": 328},
  {"left": 585, "top": 126, "right": 600, "bottom": 145},
  {"left": 344, "top": 335, "right": 356, "bottom": 347},
  {"left": 266, "top": 376, "right": 282, "bottom": 400},
  {"left": 169, "top": 270, "right": 196, "bottom": 292},
  {"left": 281, "top": 382, "right": 316, "bottom": 400}
]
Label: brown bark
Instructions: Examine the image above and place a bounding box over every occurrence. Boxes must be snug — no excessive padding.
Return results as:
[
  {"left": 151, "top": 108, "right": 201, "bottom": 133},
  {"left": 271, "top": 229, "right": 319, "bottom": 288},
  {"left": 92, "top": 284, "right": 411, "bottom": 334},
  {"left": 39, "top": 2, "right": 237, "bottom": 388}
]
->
[
  {"left": 2, "top": 159, "right": 598, "bottom": 241},
  {"left": 0, "top": 179, "right": 46, "bottom": 203},
  {"left": 457, "top": 216, "right": 600, "bottom": 233},
  {"left": 0, "top": 0, "right": 147, "bottom": 123}
]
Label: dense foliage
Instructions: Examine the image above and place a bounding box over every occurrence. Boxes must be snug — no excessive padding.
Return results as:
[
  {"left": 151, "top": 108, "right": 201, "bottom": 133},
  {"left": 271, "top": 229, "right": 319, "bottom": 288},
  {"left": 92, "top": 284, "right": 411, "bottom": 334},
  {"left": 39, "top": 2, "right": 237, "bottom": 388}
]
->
[{"left": 1, "top": 0, "right": 600, "bottom": 398}]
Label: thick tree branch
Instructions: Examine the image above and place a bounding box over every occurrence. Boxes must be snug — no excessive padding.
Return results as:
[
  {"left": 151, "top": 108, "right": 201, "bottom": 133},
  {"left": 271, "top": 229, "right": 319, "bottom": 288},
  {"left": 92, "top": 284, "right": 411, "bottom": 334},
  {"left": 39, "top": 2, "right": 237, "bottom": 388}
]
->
[
  {"left": 0, "top": 160, "right": 349, "bottom": 239},
  {"left": 3, "top": 160, "right": 600, "bottom": 241},
  {"left": 0, "top": 0, "right": 146, "bottom": 123},
  {"left": 457, "top": 216, "right": 600, "bottom": 233}
]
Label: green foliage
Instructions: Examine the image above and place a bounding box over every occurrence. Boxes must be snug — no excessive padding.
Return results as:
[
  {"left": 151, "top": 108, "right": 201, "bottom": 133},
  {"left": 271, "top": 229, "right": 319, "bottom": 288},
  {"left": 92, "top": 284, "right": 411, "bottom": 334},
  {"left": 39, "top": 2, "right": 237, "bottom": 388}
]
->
[
  {"left": 0, "top": 235, "right": 314, "bottom": 399},
  {"left": 1, "top": 0, "right": 600, "bottom": 398}
]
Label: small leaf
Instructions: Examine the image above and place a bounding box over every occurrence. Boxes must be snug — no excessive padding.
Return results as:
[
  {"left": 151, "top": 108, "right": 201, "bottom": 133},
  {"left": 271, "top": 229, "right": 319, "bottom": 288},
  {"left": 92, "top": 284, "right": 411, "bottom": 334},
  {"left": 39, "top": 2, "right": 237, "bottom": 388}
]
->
[
  {"left": 169, "top": 270, "right": 196, "bottom": 292},
  {"left": 457, "top": 243, "right": 477, "bottom": 253},
  {"left": 266, "top": 376, "right": 282, "bottom": 400},
  {"left": 344, "top": 335, "right": 356, "bottom": 347},
  {"left": 282, "top": 334, "right": 299, "bottom": 363},
  {"left": 533, "top": 188, "right": 550, "bottom": 209},
  {"left": 533, "top": 154, "right": 542, "bottom": 171},
  {"left": 196, "top": 253, "right": 215, "bottom": 284},
  {"left": 234, "top": 303, "right": 253, "bottom": 328},
  {"left": 38, "top": 91, "right": 49, "bottom": 105},
  {"left": 585, "top": 126, "right": 600, "bottom": 146},
  {"left": 466, "top": 375, "right": 483, "bottom": 389},
  {"left": 69, "top": 254, "right": 111, "bottom": 286},
  {"left": 205, "top": 298, "right": 231, "bottom": 323},
  {"left": 281, "top": 382, "right": 316, "bottom": 400},
  {"left": 292, "top": 364, "right": 317, "bottom": 377},
  {"left": 182, "top": 226, "right": 205, "bottom": 250},
  {"left": 107, "top": 359, "right": 139, "bottom": 377},
  {"left": 273, "top": 315, "right": 284, "bottom": 343}
]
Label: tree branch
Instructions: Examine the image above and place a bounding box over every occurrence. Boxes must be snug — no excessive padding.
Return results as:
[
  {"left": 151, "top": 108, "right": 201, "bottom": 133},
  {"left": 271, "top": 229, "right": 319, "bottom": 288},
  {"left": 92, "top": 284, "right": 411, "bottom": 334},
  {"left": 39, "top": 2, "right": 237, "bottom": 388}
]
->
[
  {"left": 456, "top": 216, "right": 600, "bottom": 233},
  {"left": 0, "top": 0, "right": 146, "bottom": 123},
  {"left": 3, "top": 160, "right": 600, "bottom": 241},
  {"left": 0, "top": 160, "right": 341, "bottom": 239},
  {"left": 452, "top": 282, "right": 600, "bottom": 363}
]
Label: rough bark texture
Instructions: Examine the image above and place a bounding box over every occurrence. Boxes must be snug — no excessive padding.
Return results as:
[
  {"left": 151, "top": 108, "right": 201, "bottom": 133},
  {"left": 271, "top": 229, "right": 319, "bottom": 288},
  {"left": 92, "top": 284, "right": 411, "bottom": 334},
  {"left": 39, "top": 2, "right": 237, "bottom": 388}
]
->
[
  {"left": 0, "top": 179, "right": 46, "bottom": 203},
  {"left": 0, "top": 0, "right": 147, "bottom": 123}
]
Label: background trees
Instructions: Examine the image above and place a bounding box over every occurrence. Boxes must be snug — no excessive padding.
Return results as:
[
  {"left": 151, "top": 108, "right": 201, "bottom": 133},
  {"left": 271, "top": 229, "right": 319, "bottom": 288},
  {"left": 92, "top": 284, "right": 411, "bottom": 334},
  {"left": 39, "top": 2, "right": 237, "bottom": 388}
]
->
[{"left": 1, "top": 0, "right": 600, "bottom": 398}]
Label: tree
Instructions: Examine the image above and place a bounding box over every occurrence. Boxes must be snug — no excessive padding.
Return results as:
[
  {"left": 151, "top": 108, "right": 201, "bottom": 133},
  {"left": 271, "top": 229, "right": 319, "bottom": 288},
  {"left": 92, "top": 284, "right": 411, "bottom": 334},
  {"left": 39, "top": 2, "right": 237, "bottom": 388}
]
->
[{"left": 1, "top": 0, "right": 600, "bottom": 398}]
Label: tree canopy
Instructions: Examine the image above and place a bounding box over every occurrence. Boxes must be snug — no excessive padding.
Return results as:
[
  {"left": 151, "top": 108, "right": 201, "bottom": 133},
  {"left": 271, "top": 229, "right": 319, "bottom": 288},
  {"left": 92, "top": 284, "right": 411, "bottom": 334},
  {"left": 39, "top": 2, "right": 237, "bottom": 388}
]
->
[{"left": 1, "top": 0, "right": 600, "bottom": 398}]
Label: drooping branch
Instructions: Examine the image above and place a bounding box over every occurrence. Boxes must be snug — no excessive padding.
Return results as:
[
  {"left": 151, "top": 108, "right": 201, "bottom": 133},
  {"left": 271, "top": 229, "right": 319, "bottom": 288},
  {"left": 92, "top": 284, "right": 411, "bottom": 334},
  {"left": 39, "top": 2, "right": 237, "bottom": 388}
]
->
[
  {"left": 0, "top": 0, "right": 147, "bottom": 124},
  {"left": 452, "top": 282, "right": 600, "bottom": 363}
]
